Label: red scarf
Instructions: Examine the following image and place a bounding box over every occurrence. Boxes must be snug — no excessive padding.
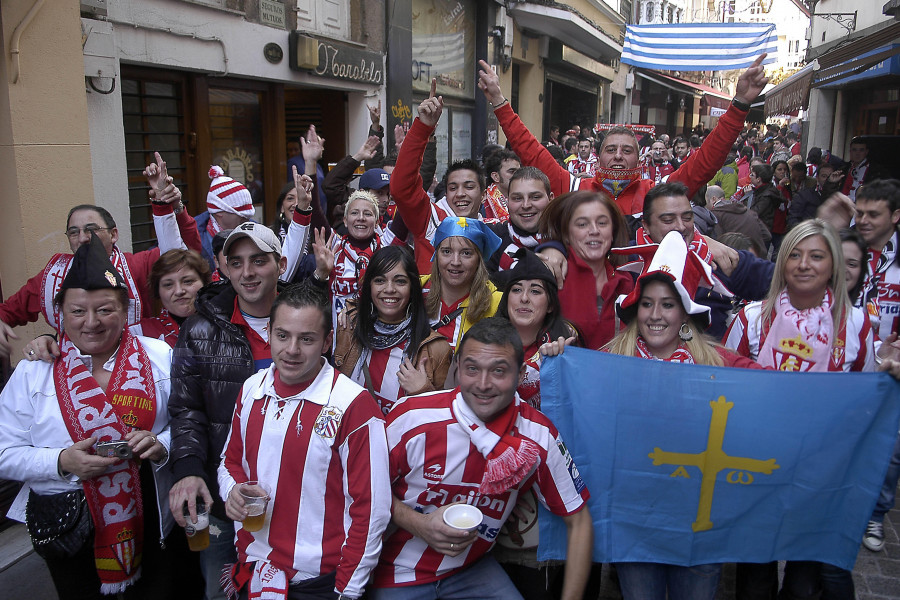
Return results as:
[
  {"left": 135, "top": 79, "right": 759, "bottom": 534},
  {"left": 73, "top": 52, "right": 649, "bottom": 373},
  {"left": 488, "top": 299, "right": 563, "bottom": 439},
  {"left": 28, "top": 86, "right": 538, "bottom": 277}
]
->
[
  {"left": 54, "top": 329, "right": 157, "bottom": 594},
  {"left": 131, "top": 309, "right": 180, "bottom": 348},
  {"left": 451, "top": 392, "right": 540, "bottom": 495}
]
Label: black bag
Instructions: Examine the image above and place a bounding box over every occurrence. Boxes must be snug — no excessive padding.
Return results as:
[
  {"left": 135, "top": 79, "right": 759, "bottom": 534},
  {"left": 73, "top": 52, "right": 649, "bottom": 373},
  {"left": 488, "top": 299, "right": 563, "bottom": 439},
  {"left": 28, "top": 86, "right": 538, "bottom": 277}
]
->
[{"left": 25, "top": 489, "right": 94, "bottom": 560}]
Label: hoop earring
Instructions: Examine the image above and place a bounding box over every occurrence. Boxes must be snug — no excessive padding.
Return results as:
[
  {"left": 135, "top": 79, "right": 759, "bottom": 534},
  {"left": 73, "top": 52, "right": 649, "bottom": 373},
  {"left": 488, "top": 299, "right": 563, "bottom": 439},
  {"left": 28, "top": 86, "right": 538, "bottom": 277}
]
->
[{"left": 678, "top": 323, "right": 693, "bottom": 342}]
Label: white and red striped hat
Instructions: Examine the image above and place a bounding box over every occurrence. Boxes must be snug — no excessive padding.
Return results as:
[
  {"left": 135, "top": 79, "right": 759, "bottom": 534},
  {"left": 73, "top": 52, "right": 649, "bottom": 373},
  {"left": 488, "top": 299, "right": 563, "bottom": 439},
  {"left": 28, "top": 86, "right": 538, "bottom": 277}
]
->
[
  {"left": 613, "top": 231, "right": 730, "bottom": 329},
  {"left": 207, "top": 165, "right": 254, "bottom": 218}
]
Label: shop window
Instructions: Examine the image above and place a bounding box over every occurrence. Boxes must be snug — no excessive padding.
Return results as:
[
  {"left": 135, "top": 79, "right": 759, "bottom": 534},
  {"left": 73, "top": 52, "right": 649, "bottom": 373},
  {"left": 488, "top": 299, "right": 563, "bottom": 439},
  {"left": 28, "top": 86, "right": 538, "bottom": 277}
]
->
[
  {"left": 121, "top": 77, "right": 189, "bottom": 252},
  {"left": 208, "top": 88, "right": 266, "bottom": 212},
  {"left": 412, "top": 0, "right": 476, "bottom": 101}
]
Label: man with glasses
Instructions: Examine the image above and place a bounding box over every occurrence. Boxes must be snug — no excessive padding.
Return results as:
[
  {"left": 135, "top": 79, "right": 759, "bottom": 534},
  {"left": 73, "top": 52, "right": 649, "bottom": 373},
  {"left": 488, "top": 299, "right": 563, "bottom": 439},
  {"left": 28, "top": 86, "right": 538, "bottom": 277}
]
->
[{"left": 0, "top": 194, "right": 200, "bottom": 358}]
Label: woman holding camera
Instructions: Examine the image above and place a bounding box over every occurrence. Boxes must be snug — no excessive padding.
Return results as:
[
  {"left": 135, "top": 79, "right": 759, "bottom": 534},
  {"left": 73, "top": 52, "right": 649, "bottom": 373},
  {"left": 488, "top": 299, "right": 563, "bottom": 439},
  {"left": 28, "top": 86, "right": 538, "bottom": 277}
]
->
[{"left": 0, "top": 235, "right": 196, "bottom": 599}]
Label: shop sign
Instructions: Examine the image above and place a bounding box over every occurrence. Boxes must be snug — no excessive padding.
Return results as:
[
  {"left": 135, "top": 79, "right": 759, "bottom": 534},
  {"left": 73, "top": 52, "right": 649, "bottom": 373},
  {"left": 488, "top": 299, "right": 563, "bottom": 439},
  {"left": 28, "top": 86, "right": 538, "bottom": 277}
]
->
[
  {"left": 290, "top": 33, "right": 384, "bottom": 84},
  {"left": 259, "top": 0, "right": 286, "bottom": 30},
  {"left": 710, "top": 107, "right": 727, "bottom": 118},
  {"left": 764, "top": 70, "right": 814, "bottom": 116}
]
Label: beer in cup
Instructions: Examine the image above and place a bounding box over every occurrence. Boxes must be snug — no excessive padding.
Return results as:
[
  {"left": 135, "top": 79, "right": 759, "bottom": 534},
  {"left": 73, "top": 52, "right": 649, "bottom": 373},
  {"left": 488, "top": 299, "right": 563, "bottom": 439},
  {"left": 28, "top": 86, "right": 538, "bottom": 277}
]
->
[
  {"left": 183, "top": 500, "right": 210, "bottom": 552},
  {"left": 239, "top": 481, "right": 270, "bottom": 532},
  {"left": 442, "top": 504, "right": 483, "bottom": 532}
]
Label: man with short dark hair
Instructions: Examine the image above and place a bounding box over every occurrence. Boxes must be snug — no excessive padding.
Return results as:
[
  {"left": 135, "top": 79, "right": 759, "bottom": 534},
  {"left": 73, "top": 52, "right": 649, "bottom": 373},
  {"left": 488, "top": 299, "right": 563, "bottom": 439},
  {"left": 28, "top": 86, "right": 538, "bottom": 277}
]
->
[
  {"left": 855, "top": 179, "right": 900, "bottom": 553},
  {"left": 642, "top": 139, "right": 675, "bottom": 184},
  {"left": 567, "top": 138, "right": 598, "bottom": 178},
  {"left": 371, "top": 318, "right": 592, "bottom": 600},
  {"left": 787, "top": 163, "right": 838, "bottom": 230},
  {"left": 840, "top": 137, "right": 885, "bottom": 201},
  {"left": 747, "top": 163, "right": 785, "bottom": 236},
  {"left": 168, "top": 222, "right": 287, "bottom": 600},
  {"left": 483, "top": 149, "right": 521, "bottom": 220},
  {"left": 786, "top": 131, "right": 800, "bottom": 157},
  {"left": 218, "top": 282, "right": 391, "bottom": 599}
]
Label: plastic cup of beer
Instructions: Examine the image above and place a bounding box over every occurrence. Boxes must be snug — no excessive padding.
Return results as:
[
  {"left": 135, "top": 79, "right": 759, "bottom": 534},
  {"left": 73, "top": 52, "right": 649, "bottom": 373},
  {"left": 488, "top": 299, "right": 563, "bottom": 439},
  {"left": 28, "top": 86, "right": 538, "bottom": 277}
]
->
[
  {"left": 239, "top": 481, "right": 270, "bottom": 532},
  {"left": 442, "top": 504, "right": 483, "bottom": 532},
  {"left": 183, "top": 501, "right": 210, "bottom": 552}
]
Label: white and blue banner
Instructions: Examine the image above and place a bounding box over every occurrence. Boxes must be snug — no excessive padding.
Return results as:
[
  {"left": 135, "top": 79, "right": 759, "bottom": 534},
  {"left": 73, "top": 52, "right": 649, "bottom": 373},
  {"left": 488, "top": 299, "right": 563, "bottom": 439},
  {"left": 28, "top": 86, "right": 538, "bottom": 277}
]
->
[
  {"left": 537, "top": 349, "right": 900, "bottom": 570},
  {"left": 622, "top": 24, "right": 778, "bottom": 71}
]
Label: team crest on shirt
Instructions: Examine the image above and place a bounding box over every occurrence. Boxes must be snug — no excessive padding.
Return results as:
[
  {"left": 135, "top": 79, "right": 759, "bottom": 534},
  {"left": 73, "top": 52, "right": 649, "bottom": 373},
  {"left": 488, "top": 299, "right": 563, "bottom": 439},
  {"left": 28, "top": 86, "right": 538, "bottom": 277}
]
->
[{"left": 314, "top": 406, "right": 344, "bottom": 439}]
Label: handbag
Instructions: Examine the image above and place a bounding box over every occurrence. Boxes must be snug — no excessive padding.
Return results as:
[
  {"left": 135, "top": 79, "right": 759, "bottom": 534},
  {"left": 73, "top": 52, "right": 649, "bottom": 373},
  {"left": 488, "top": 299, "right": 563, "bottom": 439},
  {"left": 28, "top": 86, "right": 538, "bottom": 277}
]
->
[{"left": 25, "top": 488, "right": 94, "bottom": 560}]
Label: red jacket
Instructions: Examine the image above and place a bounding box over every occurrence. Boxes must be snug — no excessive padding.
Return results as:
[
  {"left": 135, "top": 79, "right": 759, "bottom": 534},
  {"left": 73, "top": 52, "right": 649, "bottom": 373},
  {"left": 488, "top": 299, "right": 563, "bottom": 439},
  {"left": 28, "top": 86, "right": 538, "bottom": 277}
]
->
[
  {"left": 559, "top": 252, "right": 633, "bottom": 350},
  {"left": 495, "top": 102, "right": 748, "bottom": 215}
]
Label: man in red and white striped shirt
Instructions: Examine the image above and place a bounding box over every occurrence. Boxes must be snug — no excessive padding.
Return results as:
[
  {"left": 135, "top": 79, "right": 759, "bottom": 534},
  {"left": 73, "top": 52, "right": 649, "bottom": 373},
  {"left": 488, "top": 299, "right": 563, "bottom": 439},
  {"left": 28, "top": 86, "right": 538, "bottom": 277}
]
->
[
  {"left": 371, "top": 318, "right": 592, "bottom": 600},
  {"left": 219, "top": 282, "right": 391, "bottom": 600}
]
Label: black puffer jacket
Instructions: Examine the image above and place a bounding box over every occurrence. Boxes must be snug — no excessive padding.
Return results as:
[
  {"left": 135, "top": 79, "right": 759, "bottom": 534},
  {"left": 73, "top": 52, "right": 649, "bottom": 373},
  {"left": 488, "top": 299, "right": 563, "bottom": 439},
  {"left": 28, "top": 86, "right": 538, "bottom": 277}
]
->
[{"left": 169, "top": 281, "right": 278, "bottom": 520}]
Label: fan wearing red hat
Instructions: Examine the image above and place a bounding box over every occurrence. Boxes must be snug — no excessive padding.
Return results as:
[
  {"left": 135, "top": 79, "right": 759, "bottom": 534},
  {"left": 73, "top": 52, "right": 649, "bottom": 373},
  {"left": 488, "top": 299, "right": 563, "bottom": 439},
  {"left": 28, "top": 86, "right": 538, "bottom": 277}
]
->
[{"left": 603, "top": 231, "right": 761, "bottom": 600}]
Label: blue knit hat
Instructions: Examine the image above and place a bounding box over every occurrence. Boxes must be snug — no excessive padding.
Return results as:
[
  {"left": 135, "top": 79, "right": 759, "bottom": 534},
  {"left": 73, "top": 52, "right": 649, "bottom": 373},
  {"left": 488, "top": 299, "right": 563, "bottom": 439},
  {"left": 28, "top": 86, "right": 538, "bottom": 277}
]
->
[{"left": 431, "top": 217, "right": 503, "bottom": 261}]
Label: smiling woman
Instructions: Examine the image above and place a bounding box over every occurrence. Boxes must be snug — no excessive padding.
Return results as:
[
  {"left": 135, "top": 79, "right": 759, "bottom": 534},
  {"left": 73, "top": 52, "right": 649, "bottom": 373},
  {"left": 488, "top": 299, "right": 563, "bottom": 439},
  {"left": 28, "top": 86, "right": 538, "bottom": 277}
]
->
[{"left": 333, "top": 246, "right": 451, "bottom": 414}]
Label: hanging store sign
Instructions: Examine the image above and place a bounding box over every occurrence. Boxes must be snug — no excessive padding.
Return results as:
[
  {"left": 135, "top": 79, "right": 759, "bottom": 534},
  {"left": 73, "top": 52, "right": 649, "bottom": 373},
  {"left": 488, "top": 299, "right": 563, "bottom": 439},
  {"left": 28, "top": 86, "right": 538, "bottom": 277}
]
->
[
  {"left": 289, "top": 32, "right": 384, "bottom": 84},
  {"left": 259, "top": 0, "right": 286, "bottom": 30}
]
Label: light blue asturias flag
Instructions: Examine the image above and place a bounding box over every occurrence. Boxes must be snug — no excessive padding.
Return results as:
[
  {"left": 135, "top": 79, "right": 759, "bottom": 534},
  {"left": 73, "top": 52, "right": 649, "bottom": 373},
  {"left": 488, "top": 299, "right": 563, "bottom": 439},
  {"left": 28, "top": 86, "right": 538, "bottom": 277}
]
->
[{"left": 537, "top": 349, "right": 900, "bottom": 570}]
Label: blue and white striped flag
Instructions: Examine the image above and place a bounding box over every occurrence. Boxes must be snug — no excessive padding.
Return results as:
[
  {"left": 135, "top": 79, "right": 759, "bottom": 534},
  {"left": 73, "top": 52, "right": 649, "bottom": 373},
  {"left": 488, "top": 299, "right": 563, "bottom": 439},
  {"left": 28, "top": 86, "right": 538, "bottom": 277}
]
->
[{"left": 622, "top": 23, "right": 777, "bottom": 71}]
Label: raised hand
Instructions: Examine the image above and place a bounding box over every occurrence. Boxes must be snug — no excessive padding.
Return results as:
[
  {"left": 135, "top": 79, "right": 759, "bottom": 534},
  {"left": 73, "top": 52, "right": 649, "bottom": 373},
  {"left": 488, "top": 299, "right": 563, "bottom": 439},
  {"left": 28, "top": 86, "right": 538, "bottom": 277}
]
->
[
  {"left": 353, "top": 135, "right": 382, "bottom": 162},
  {"left": 368, "top": 99, "right": 382, "bottom": 128},
  {"left": 300, "top": 125, "right": 325, "bottom": 165},
  {"left": 477, "top": 59, "right": 505, "bottom": 107},
  {"left": 734, "top": 54, "right": 770, "bottom": 105},
  {"left": 393, "top": 124, "right": 406, "bottom": 153},
  {"left": 312, "top": 227, "right": 335, "bottom": 280},
  {"left": 292, "top": 165, "right": 314, "bottom": 211},
  {"left": 416, "top": 79, "right": 443, "bottom": 128},
  {"left": 143, "top": 151, "right": 168, "bottom": 193}
]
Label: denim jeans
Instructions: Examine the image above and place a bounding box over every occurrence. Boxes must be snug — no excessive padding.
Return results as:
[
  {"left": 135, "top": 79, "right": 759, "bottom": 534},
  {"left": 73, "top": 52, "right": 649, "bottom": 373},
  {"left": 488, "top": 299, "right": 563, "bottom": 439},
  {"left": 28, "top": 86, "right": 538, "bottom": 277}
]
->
[
  {"left": 614, "top": 562, "right": 721, "bottom": 600},
  {"left": 736, "top": 561, "right": 854, "bottom": 600},
  {"left": 200, "top": 514, "right": 237, "bottom": 600},
  {"left": 369, "top": 555, "right": 524, "bottom": 600},
  {"left": 872, "top": 430, "right": 900, "bottom": 523}
]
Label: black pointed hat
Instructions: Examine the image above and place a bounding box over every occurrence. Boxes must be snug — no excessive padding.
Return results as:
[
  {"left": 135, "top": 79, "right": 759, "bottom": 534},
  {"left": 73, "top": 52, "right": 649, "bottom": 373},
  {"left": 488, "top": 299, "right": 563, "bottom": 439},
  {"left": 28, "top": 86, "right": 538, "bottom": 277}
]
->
[{"left": 60, "top": 232, "right": 127, "bottom": 292}]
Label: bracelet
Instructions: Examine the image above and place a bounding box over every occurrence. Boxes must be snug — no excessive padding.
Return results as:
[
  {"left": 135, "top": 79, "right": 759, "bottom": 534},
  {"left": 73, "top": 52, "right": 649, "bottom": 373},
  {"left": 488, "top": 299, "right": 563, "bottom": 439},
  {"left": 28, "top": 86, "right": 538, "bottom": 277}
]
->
[
  {"left": 490, "top": 98, "right": 509, "bottom": 109},
  {"left": 731, "top": 97, "right": 751, "bottom": 111}
]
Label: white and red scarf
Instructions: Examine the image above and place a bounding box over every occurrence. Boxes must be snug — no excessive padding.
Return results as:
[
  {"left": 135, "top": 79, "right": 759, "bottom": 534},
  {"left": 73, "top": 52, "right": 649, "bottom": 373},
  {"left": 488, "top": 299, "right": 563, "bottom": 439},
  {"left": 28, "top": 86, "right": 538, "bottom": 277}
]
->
[
  {"left": 451, "top": 392, "right": 540, "bottom": 495},
  {"left": 636, "top": 227, "right": 713, "bottom": 265},
  {"left": 483, "top": 184, "right": 509, "bottom": 221},
  {"left": 758, "top": 288, "right": 846, "bottom": 372},
  {"left": 225, "top": 560, "right": 294, "bottom": 600},
  {"left": 330, "top": 235, "right": 380, "bottom": 302},
  {"left": 635, "top": 336, "right": 695, "bottom": 363},
  {"left": 41, "top": 249, "right": 142, "bottom": 331},
  {"left": 130, "top": 309, "right": 180, "bottom": 348},
  {"left": 54, "top": 330, "right": 157, "bottom": 594}
]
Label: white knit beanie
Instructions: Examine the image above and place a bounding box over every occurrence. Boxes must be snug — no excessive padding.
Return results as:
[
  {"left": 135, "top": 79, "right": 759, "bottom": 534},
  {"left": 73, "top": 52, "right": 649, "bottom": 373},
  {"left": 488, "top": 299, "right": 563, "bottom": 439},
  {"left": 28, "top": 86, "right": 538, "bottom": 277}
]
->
[{"left": 206, "top": 165, "right": 254, "bottom": 217}]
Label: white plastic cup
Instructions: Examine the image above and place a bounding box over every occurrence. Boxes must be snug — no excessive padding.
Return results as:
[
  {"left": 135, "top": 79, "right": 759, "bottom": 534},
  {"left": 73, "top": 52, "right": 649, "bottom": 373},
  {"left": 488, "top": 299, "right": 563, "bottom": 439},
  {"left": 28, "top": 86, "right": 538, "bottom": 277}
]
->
[{"left": 442, "top": 504, "right": 483, "bottom": 532}]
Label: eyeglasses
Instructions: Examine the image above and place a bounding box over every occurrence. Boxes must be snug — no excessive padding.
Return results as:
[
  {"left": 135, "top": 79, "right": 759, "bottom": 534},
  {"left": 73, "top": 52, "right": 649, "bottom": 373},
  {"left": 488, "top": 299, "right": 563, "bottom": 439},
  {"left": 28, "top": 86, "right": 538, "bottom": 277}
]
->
[{"left": 65, "top": 225, "right": 112, "bottom": 239}]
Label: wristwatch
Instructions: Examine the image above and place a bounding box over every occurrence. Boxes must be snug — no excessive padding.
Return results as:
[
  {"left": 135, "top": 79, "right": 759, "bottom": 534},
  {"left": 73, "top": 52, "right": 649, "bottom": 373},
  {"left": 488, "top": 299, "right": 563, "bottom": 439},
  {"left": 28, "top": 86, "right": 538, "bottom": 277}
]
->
[{"left": 731, "top": 97, "right": 751, "bottom": 111}]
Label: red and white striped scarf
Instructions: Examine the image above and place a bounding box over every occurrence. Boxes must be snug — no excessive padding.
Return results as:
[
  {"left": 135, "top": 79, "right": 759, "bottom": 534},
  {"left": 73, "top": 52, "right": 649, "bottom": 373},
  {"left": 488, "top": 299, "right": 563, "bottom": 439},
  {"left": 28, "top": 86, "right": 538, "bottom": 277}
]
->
[
  {"left": 636, "top": 227, "right": 712, "bottom": 265},
  {"left": 41, "top": 249, "right": 142, "bottom": 331},
  {"left": 635, "top": 336, "right": 695, "bottom": 363},
  {"left": 54, "top": 330, "right": 156, "bottom": 594}
]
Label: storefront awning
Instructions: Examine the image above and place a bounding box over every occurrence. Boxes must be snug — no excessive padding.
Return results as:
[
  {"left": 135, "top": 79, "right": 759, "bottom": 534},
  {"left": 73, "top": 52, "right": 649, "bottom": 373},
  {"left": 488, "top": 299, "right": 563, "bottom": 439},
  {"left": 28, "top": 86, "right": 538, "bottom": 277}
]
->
[
  {"left": 508, "top": 3, "right": 623, "bottom": 62},
  {"left": 763, "top": 62, "right": 815, "bottom": 116},
  {"left": 814, "top": 44, "right": 900, "bottom": 88},
  {"left": 636, "top": 70, "right": 732, "bottom": 112}
]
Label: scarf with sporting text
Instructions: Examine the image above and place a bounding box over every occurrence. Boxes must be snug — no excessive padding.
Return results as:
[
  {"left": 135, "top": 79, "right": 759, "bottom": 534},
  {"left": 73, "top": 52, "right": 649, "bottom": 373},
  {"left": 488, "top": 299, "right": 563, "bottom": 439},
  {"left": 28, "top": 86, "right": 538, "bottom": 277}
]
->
[
  {"left": 452, "top": 391, "right": 540, "bottom": 495},
  {"left": 54, "top": 329, "right": 156, "bottom": 594}
]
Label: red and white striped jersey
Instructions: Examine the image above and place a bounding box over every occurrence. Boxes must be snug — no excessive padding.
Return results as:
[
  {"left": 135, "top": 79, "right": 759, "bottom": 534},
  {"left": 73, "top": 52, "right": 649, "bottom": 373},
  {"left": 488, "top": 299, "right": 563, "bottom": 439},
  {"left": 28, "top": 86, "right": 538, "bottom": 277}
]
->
[
  {"left": 723, "top": 300, "right": 874, "bottom": 372},
  {"left": 373, "top": 388, "right": 589, "bottom": 588},
  {"left": 218, "top": 362, "right": 392, "bottom": 598},
  {"left": 350, "top": 344, "right": 409, "bottom": 416}
]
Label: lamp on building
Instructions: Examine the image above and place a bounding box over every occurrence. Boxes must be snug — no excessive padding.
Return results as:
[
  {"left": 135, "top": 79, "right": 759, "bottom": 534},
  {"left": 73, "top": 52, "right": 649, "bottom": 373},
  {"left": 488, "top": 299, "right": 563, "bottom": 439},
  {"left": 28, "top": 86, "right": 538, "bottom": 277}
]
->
[{"left": 289, "top": 32, "right": 319, "bottom": 70}]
